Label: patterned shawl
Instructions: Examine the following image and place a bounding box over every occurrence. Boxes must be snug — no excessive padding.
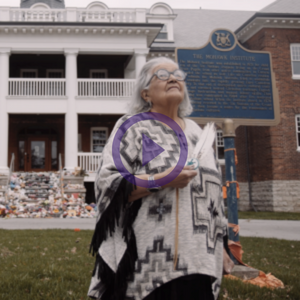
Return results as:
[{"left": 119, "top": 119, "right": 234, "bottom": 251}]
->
[{"left": 88, "top": 115, "right": 228, "bottom": 300}]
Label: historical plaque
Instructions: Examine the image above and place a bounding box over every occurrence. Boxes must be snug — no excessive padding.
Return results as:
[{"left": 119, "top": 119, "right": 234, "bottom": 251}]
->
[{"left": 176, "top": 29, "right": 280, "bottom": 126}]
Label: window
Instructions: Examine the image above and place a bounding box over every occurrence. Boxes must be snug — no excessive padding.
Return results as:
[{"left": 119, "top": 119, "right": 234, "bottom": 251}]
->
[
  {"left": 215, "top": 130, "right": 225, "bottom": 164},
  {"left": 296, "top": 115, "right": 300, "bottom": 150},
  {"left": 156, "top": 24, "right": 168, "bottom": 40},
  {"left": 46, "top": 69, "right": 64, "bottom": 78},
  {"left": 291, "top": 44, "right": 300, "bottom": 79},
  {"left": 90, "top": 69, "right": 107, "bottom": 78},
  {"left": 20, "top": 69, "right": 38, "bottom": 78},
  {"left": 91, "top": 127, "right": 108, "bottom": 153}
]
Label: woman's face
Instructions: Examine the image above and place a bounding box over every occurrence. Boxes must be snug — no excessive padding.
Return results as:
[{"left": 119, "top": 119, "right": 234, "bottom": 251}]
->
[{"left": 143, "top": 62, "right": 185, "bottom": 111}]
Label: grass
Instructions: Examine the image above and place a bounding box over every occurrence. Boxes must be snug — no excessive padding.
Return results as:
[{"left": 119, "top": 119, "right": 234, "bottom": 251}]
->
[
  {"left": 238, "top": 211, "right": 300, "bottom": 221},
  {"left": 0, "top": 229, "right": 94, "bottom": 300},
  {"left": 0, "top": 230, "right": 299, "bottom": 300},
  {"left": 219, "top": 237, "right": 300, "bottom": 300}
]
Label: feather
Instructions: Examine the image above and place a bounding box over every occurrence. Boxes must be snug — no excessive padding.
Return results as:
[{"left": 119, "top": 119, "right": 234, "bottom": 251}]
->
[{"left": 192, "top": 122, "right": 216, "bottom": 161}]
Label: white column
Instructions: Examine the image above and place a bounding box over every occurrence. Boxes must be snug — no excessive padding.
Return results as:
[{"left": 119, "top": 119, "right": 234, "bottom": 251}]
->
[
  {"left": 64, "top": 49, "right": 79, "bottom": 171},
  {"left": 135, "top": 49, "right": 149, "bottom": 78},
  {"left": 0, "top": 48, "right": 11, "bottom": 174}
]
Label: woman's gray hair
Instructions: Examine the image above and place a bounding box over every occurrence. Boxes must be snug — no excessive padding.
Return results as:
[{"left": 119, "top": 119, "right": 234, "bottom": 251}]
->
[{"left": 127, "top": 57, "right": 193, "bottom": 118}]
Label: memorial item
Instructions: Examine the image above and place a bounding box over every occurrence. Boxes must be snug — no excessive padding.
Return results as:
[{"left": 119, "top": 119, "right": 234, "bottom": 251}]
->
[
  {"left": 0, "top": 171, "right": 95, "bottom": 219},
  {"left": 186, "top": 122, "right": 216, "bottom": 170}
]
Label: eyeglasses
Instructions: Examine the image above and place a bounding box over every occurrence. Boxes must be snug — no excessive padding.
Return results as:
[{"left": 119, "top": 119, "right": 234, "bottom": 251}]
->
[{"left": 146, "top": 69, "right": 187, "bottom": 87}]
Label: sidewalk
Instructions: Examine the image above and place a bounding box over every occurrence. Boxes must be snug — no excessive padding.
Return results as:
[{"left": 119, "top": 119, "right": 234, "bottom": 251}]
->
[
  {"left": 239, "top": 219, "right": 300, "bottom": 241},
  {"left": 0, "top": 218, "right": 300, "bottom": 241},
  {"left": 0, "top": 218, "right": 97, "bottom": 230}
]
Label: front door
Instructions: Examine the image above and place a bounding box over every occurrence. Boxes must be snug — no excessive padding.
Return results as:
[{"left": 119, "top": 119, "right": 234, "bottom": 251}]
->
[{"left": 28, "top": 137, "right": 49, "bottom": 172}]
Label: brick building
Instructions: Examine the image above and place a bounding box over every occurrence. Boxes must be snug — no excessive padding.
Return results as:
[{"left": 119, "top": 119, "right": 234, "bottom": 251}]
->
[
  {"left": 0, "top": 0, "right": 299, "bottom": 211},
  {"left": 233, "top": 0, "right": 300, "bottom": 212}
]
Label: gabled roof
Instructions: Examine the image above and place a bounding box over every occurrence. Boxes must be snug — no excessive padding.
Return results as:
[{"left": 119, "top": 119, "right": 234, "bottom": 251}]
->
[
  {"left": 151, "top": 9, "right": 254, "bottom": 49},
  {"left": 260, "top": 0, "right": 300, "bottom": 14}
]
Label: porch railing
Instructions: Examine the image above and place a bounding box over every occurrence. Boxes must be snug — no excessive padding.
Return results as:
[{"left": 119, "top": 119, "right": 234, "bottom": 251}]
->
[
  {"left": 77, "top": 79, "right": 135, "bottom": 98},
  {"left": 8, "top": 79, "right": 66, "bottom": 97},
  {"left": 78, "top": 153, "right": 102, "bottom": 173},
  {"left": 4, "top": 8, "right": 145, "bottom": 23},
  {"left": 78, "top": 10, "right": 136, "bottom": 23},
  {"left": 10, "top": 9, "right": 66, "bottom": 22}
]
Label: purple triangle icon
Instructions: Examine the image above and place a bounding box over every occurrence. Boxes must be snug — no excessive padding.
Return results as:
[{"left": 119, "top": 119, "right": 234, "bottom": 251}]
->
[{"left": 142, "top": 133, "right": 165, "bottom": 167}]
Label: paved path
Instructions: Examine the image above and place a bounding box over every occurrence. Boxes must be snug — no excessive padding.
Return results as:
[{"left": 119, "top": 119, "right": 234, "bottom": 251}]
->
[
  {"left": 0, "top": 219, "right": 300, "bottom": 241},
  {"left": 239, "top": 219, "right": 300, "bottom": 241},
  {"left": 0, "top": 218, "right": 97, "bottom": 230}
]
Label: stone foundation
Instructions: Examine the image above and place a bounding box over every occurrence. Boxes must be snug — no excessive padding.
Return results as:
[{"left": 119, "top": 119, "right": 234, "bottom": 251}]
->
[
  {"left": 238, "top": 182, "right": 251, "bottom": 211},
  {"left": 238, "top": 180, "right": 300, "bottom": 212}
]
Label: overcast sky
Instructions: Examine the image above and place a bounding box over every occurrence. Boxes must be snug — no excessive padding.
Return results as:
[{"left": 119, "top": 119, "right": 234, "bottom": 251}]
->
[{"left": 1, "top": 0, "right": 276, "bottom": 11}]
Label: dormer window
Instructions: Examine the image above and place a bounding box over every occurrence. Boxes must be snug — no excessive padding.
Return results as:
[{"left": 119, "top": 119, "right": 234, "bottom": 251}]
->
[
  {"left": 157, "top": 25, "right": 168, "bottom": 40},
  {"left": 147, "top": 2, "right": 177, "bottom": 42}
]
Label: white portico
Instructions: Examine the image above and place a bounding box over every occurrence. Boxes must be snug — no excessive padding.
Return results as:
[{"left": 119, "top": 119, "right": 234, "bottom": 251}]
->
[{"left": 0, "top": 0, "right": 174, "bottom": 176}]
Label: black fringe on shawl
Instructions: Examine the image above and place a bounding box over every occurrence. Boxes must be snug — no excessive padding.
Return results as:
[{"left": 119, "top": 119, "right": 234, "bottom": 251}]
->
[
  {"left": 89, "top": 175, "right": 142, "bottom": 300},
  {"left": 92, "top": 231, "right": 138, "bottom": 300}
]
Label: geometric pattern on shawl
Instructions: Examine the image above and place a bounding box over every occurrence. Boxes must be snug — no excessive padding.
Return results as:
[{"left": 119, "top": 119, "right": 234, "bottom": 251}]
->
[
  {"left": 120, "top": 119, "right": 180, "bottom": 175},
  {"left": 127, "top": 236, "right": 188, "bottom": 299},
  {"left": 190, "top": 167, "right": 226, "bottom": 254}
]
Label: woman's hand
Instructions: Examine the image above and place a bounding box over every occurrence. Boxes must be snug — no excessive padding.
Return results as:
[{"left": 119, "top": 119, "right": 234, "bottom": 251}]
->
[
  {"left": 128, "top": 166, "right": 197, "bottom": 202},
  {"left": 160, "top": 165, "right": 198, "bottom": 189}
]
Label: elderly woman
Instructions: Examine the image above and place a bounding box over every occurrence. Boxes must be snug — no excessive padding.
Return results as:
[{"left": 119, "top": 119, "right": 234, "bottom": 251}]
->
[{"left": 88, "top": 57, "right": 233, "bottom": 300}]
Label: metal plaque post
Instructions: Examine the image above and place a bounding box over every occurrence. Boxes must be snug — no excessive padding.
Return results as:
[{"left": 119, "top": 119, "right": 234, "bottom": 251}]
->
[{"left": 222, "top": 119, "right": 239, "bottom": 263}]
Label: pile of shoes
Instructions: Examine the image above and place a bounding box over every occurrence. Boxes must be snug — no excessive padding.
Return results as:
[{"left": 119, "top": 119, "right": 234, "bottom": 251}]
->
[{"left": 0, "top": 172, "right": 97, "bottom": 219}]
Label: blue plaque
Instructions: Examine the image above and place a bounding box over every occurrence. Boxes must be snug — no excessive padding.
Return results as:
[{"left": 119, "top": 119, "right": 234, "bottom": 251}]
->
[{"left": 176, "top": 29, "right": 280, "bottom": 126}]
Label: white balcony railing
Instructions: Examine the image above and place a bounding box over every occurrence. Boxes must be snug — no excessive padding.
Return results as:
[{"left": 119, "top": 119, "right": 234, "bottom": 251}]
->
[
  {"left": 4, "top": 8, "right": 145, "bottom": 23},
  {"left": 78, "top": 79, "right": 135, "bottom": 98},
  {"left": 78, "top": 10, "right": 135, "bottom": 23},
  {"left": 10, "top": 9, "right": 66, "bottom": 22},
  {"left": 8, "top": 79, "right": 66, "bottom": 97},
  {"left": 78, "top": 153, "right": 102, "bottom": 173}
]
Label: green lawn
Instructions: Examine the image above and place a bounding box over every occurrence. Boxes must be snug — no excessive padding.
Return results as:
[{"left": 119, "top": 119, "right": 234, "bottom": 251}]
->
[
  {"left": 0, "top": 230, "right": 299, "bottom": 300},
  {"left": 238, "top": 211, "right": 300, "bottom": 221}
]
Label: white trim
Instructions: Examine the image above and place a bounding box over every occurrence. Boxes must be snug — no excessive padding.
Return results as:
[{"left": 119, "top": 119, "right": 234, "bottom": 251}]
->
[
  {"left": 236, "top": 18, "right": 300, "bottom": 44},
  {"left": 30, "top": 3, "right": 51, "bottom": 10},
  {"left": 291, "top": 44, "right": 300, "bottom": 80},
  {"left": 86, "top": 1, "right": 109, "bottom": 10},
  {"left": 149, "top": 3, "right": 174, "bottom": 15},
  {"left": 215, "top": 129, "right": 225, "bottom": 165},
  {"left": 90, "top": 127, "right": 108, "bottom": 153},
  {"left": 89, "top": 69, "right": 108, "bottom": 78},
  {"left": 295, "top": 115, "right": 300, "bottom": 151},
  {"left": 20, "top": 69, "right": 38, "bottom": 78},
  {"left": 46, "top": 69, "right": 65, "bottom": 78}
]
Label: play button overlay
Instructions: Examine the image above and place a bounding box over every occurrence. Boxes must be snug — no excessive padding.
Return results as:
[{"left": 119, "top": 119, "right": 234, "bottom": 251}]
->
[
  {"left": 112, "top": 112, "right": 188, "bottom": 188},
  {"left": 142, "top": 133, "right": 165, "bottom": 167}
]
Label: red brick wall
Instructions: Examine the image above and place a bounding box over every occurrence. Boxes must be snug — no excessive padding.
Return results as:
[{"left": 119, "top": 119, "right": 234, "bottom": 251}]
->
[
  {"left": 240, "top": 28, "right": 300, "bottom": 181},
  {"left": 235, "top": 126, "right": 249, "bottom": 182}
]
